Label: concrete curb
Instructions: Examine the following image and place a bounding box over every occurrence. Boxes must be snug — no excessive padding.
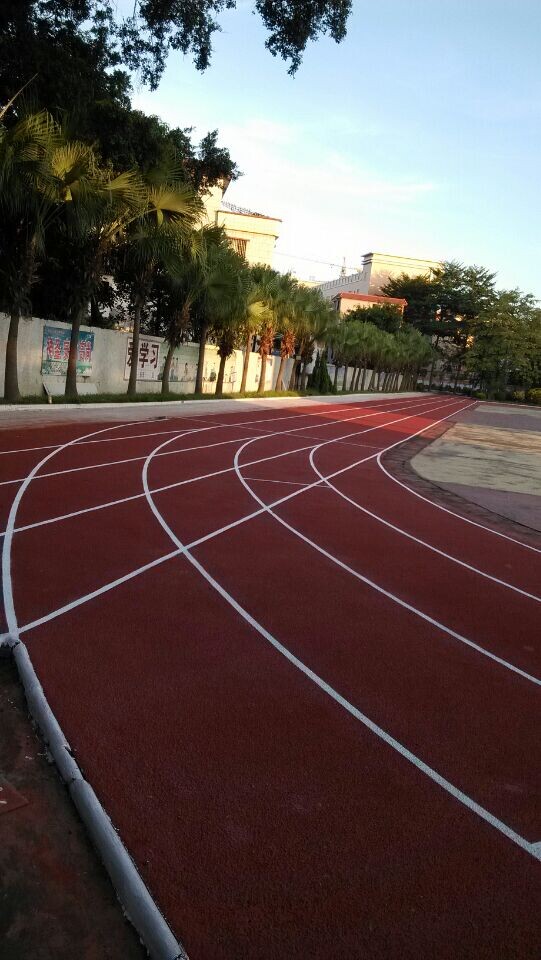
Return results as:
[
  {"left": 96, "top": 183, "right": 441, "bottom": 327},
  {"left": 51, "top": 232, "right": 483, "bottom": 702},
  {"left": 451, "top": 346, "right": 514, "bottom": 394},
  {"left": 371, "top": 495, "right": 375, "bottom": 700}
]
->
[{"left": 4, "top": 637, "right": 188, "bottom": 960}]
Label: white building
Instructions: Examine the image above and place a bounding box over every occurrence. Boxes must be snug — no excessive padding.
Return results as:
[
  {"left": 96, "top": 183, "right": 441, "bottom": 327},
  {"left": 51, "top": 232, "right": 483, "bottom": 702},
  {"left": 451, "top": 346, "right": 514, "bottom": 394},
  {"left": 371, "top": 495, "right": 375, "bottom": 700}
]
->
[
  {"left": 202, "top": 182, "right": 281, "bottom": 268},
  {"left": 318, "top": 251, "right": 440, "bottom": 300}
]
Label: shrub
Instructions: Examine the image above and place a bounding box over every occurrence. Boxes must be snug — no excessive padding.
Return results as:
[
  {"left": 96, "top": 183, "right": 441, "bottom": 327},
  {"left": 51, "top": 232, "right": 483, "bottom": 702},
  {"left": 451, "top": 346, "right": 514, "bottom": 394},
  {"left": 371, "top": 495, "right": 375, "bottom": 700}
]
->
[
  {"left": 525, "top": 388, "right": 541, "bottom": 406},
  {"left": 473, "top": 390, "right": 487, "bottom": 400},
  {"left": 512, "top": 390, "right": 525, "bottom": 403}
]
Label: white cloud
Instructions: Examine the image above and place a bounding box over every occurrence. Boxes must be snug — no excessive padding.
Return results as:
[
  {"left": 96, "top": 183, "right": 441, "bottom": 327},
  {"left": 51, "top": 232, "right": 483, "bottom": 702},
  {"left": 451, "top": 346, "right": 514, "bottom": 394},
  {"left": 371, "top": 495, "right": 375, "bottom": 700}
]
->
[{"left": 216, "top": 116, "right": 438, "bottom": 279}]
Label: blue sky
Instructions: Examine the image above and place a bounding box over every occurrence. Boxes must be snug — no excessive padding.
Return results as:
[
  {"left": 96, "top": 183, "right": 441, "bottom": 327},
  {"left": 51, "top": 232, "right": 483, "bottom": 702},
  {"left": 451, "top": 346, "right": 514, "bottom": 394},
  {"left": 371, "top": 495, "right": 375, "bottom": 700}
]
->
[{"left": 131, "top": 0, "right": 541, "bottom": 295}]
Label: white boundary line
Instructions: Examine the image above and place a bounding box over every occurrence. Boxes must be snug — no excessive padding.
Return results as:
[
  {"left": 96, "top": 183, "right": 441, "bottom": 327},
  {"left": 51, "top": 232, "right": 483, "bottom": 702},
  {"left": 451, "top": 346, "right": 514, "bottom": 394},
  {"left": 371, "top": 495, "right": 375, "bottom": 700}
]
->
[
  {"left": 376, "top": 451, "right": 541, "bottom": 555},
  {"left": 140, "top": 407, "right": 541, "bottom": 864},
  {"left": 7, "top": 398, "right": 462, "bottom": 636},
  {"left": 1, "top": 396, "right": 445, "bottom": 536},
  {"left": 0, "top": 394, "right": 417, "bottom": 458},
  {"left": 1, "top": 417, "right": 188, "bottom": 960},
  {"left": 308, "top": 449, "right": 541, "bottom": 603},
  {"left": 0, "top": 396, "right": 427, "bottom": 487},
  {"left": 232, "top": 411, "right": 541, "bottom": 688}
]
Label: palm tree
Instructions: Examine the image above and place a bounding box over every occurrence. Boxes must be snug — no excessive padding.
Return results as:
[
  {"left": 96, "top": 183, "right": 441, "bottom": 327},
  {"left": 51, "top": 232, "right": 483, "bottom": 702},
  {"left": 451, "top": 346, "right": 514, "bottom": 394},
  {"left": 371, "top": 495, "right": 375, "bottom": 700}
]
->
[
  {"left": 0, "top": 111, "right": 61, "bottom": 401},
  {"left": 125, "top": 163, "right": 202, "bottom": 398},
  {"left": 57, "top": 153, "right": 146, "bottom": 399},
  {"left": 191, "top": 234, "right": 246, "bottom": 395},
  {"left": 274, "top": 328, "right": 295, "bottom": 391},
  {"left": 213, "top": 252, "right": 251, "bottom": 394}
]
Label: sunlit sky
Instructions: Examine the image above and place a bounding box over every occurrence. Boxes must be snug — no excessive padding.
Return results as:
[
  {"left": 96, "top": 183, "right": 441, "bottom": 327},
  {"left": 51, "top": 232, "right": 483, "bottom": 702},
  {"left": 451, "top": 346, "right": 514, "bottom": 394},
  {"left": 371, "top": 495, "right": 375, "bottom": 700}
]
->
[{"left": 130, "top": 0, "right": 541, "bottom": 295}]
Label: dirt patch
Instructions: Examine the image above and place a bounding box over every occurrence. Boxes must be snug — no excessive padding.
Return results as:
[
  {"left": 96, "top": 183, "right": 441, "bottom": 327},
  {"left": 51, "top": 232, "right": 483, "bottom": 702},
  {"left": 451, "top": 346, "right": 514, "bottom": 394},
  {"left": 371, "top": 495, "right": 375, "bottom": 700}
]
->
[
  {"left": 0, "top": 655, "right": 147, "bottom": 960},
  {"left": 382, "top": 414, "right": 541, "bottom": 549}
]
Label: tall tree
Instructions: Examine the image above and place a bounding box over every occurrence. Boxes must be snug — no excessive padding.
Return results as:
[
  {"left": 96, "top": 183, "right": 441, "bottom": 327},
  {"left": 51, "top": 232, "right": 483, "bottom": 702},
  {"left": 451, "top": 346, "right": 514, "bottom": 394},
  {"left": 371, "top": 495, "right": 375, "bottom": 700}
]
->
[
  {"left": 1, "top": 1, "right": 352, "bottom": 104},
  {"left": 465, "top": 291, "right": 541, "bottom": 398},
  {"left": 0, "top": 111, "right": 61, "bottom": 400}
]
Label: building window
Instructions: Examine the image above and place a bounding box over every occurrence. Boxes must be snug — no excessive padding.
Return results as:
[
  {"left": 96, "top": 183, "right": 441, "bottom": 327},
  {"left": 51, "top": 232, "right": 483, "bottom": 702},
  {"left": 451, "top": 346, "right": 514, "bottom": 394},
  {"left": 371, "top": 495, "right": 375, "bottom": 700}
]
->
[{"left": 231, "top": 237, "right": 248, "bottom": 258}]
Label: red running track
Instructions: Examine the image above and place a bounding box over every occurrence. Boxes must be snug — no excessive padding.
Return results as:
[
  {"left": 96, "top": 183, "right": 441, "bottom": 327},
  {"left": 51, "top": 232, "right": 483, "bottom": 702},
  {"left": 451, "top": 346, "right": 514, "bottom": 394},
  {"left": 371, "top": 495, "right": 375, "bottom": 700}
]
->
[{"left": 1, "top": 394, "right": 541, "bottom": 959}]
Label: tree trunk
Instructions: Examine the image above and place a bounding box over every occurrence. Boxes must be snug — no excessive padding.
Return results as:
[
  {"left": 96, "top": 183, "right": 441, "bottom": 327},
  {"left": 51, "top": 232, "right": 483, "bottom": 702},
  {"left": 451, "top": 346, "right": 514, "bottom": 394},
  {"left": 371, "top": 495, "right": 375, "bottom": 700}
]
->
[
  {"left": 65, "top": 304, "right": 86, "bottom": 400},
  {"left": 288, "top": 356, "right": 300, "bottom": 390},
  {"left": 427, "top": 335, "right": 440, "bottom": 390},
  {"left": 161, "top": 341, "right": 175, "bottom": 394},
  {"left": 368, "top": 367, "right": 377, "bottom": 391},
  {"left": 349, "top": 363, "right": 358, "bottom": 391},
  {"left": 354, "top": 365, "right": 362, "bottom": 391},
  {"left": 90, "top": 296, "right": 103, "bottom": 327},
  {"left": 195, "top": 320, "right": 209, "bottom": 394},
  {"left": 342, "top": 363, "right": 349, "bottom": 392},
  {"left": 333, "top": 363, "right": 340, "bottom": 390},
  {"left": 300, "top": 360, "right": 309, "bottom": 391},
  {"left": 216, "top": 353, "right": 227, "bottom": 394},
  {"left": 4, "top": 310, "right": 21, "bottom": 402},
  {"left": 240, "top": 331, "right": 252, "bottom": 393},
  {"left": 274, "top": 355, "right": 287, "bottom": 391},
  {"left": 258, "top": 352, "right": 268, "bottom": 394},
  {"left": 360, "top": 365, "right": 368, "bottom": 391},
  {"left": 127, "top": 298, "right": 143, "bottom": 399}
]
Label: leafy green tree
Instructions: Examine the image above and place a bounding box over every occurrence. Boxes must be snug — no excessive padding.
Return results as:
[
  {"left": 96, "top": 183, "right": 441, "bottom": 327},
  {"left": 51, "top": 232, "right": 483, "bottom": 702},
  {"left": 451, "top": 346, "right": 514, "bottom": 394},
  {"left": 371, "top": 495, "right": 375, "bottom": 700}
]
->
[
  {"left": 1, "top": 1, "right": 352, "bottom": 106},
  {"left": 123, "top": 166, "right": 203, "bottom": 397},
  {"left": 465, "top": 291, "right": 541, "bottom": 398},
  {"left": 345, "top": 302, "right": 402, "bottom": 334},
  {"left": 0, "top": 111, "right": 61, "bottom": 400}
]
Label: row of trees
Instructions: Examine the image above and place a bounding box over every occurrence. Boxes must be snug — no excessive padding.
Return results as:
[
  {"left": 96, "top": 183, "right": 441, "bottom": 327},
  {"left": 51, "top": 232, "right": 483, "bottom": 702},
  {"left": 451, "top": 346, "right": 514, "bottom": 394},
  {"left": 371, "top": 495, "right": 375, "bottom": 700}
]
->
[
  {"left": 383, "top": 263, "right": 541, "bottom": 399},
  {"left": 1, "top": 110, "right": 435, "bottom": 404}
]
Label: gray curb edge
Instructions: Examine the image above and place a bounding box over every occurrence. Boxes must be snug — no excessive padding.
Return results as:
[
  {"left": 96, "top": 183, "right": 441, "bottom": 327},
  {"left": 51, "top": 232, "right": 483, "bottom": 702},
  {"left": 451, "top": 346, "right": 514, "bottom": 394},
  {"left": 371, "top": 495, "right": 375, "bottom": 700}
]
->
[{"left": 3, "top": 636, "right": 188, "bottom": 960}]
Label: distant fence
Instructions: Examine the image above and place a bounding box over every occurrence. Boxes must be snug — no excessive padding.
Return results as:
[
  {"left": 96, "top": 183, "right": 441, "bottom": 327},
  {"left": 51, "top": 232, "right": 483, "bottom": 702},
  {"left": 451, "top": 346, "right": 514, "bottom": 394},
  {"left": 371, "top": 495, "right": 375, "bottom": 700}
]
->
[
  {"left": 0, "top": 314, "right": 395, "bottom": 399},
  {"left": 0, "top": 315, "right": 295, "bottom": 398}
]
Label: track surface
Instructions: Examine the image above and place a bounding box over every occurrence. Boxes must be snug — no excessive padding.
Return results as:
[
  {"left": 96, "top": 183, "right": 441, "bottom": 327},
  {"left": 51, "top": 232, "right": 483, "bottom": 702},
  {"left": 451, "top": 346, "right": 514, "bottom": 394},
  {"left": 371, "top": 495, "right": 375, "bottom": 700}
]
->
[{"left": 1, "top": 395, "right": 541, "bottom": 959}]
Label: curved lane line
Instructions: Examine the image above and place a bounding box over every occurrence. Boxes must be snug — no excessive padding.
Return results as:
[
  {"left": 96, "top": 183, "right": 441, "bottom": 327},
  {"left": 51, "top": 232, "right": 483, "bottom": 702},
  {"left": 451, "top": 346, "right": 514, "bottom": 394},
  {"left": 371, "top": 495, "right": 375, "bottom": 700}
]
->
[
  {"left": 1, "top": 396, "right": 446, "bottom": 536},
  {"left": 10, "top": 398, "right": 465, "bottom": 638},
  {"left": 140, "top": 406, "right": 541, "bottom": 863},
  {"left": 232, "top": 413, "right": 541, "bottom": 687},
  {"left": 308, "top": 448, "right": 541, "bottom": 602},
  {"left": 1, "top": 418, "right": 186, "bottom": 960},
  {"left": 0, "top": 396, "right": 428, "bottom": 487},
  {"left": 0, "top": 395, "right": 417, "bottom": 460},
  {"left": 377, "top": 451, "right": 541, "bottom": 555}
]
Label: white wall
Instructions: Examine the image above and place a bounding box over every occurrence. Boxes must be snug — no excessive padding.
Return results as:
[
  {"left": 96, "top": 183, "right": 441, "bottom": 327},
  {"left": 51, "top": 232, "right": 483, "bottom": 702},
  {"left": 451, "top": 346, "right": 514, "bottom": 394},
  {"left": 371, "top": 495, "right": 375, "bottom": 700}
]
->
[{"left": 0, "top": 314, "right": 294, "bottom": 398}]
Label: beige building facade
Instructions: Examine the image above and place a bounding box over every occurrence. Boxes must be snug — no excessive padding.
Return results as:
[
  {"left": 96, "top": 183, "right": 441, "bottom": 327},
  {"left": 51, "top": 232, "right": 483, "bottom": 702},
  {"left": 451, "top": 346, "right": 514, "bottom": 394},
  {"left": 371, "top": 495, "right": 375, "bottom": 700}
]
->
[
  {"left": 318, "top": 251, "right": 440, "bottom": 300},
  {"left": 332, "top": 292, "right": 407, "bottom": 318},
  {"left": 202, "top": 182, "right": 281, "bottom": 267}
]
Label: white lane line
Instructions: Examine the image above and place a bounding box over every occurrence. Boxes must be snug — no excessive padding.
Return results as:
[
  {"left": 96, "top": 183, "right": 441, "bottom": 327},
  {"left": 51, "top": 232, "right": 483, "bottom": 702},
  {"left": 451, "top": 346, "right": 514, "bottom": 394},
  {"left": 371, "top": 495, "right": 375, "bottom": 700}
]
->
[
  {"left": 0, "top": 418, "right": 187, "bottom": 958},
  {"left": 309, "top": 451, "right": 541, "bottom": 603},
  {"left": 241, "top": 476, "right": 323, "bottom": 488},
  {"left": 0, "top": 395, "right": 430, "bottom": 487},
  {"left": 16, "top": 550, "right": 181, "bottom": 636},
  {"left": 0, "top": 395, "right": 415, "bottom": 458},
  {"left": 232, "top": 407, "right": 541, "bottom": 688},
  {"left": 10, "top": 398, "right": 462, "bottom": 636},
  {"left": 1, "top": 420, "right": 138, "bottom": 645},
  {"left": 141, "top": 414, "right": 541, "bottom": 864},
  {"left": 376, "top": 451, "right": 541, "bottom": 555},
  {"left": 1, "top": 396, "right": 448, "bottom": 535}
]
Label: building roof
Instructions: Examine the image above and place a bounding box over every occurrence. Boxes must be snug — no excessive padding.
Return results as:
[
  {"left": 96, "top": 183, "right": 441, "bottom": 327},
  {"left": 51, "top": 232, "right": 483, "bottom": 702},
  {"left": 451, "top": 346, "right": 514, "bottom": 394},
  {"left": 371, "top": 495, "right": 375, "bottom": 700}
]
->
[
  {"left": 333, "top": 293, "right": 407, "bottom": 306},
  {"left": 220, "top": 200, "right": 282, "bottom": 222}
]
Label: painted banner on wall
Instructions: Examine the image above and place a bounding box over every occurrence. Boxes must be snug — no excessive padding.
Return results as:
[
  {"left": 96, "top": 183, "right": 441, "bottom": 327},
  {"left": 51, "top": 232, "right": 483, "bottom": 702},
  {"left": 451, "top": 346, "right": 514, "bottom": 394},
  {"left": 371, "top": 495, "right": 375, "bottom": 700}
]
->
[
  {"left": 41, "top": 325, "right": 94, "bottom": 376},
  {"left": 124, "top": 337, "right": 161, "bottom": 380}
]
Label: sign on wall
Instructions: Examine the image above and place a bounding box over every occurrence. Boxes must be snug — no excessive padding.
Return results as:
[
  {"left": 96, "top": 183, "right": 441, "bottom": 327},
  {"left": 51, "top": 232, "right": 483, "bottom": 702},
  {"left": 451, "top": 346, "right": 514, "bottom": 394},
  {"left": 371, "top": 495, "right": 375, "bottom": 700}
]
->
[
  {"left": 124, "top": 338, "right": 161, "bottom": 380},
  {"left": 41, "top": 325, "right": 94, "bottom": 376}
]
